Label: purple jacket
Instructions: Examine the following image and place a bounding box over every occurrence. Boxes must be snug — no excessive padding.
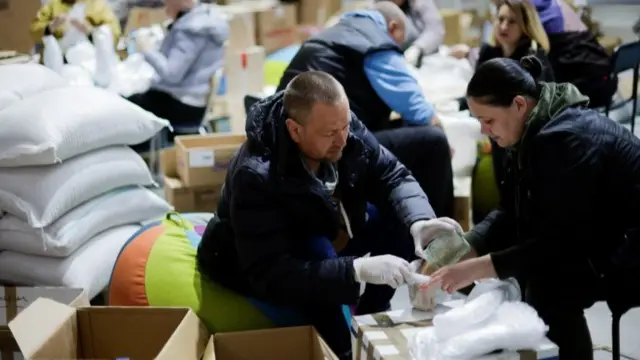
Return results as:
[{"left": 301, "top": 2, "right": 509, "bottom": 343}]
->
[{"left": 531, "top": 0, "right": 586, "bottom": 33}]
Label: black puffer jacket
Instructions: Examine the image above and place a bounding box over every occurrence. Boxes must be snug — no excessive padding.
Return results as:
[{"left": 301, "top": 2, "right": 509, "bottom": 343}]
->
[
  {"left": 467, "top": 83, "right": 640, "bottom": 281},
  {"left": 197, "top": 92, "right": 434, "bottom": 306}
]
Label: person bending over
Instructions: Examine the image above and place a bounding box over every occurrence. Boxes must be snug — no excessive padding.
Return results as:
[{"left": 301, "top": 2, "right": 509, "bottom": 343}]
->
[
  {"left": 375, "top": 0, "right": 445, "bottom": 64},
  {"left": 127, "top": 0, "right": 228, "bottom": 145},
  {"left": 426, "top": 56, "right": 640, "bottom": 359},
  {"left": 276, "top": 1, "right": 454, "bottom": 218},
  {"left": 197, "top": 71, "right": 455, "bottom": 359}
]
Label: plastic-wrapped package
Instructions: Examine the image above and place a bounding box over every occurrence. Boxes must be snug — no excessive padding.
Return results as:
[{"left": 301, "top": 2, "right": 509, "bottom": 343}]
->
[
  {"left": 408, "top": 272, "right": 437, "bottom": 312},
  {"left": 409, "top": 279, "right": 546, "bottom": 360}
]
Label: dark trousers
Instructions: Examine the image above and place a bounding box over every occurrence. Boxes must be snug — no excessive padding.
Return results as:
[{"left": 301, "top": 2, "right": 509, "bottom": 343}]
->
[
  {"left": 525, "top": 272, "right": 597, "bottom": 360},
  {"left": 300, "top": 206, "right": 415, "bottom": 360},
  {"left": 482, "top": 224, "right": 598, "bottom": 360},
  {"left": 126, "top": 89, "right": 206, "bottom": 151},
  {"left": 374, "top": 125, "right": 454, "bottom": 218}
]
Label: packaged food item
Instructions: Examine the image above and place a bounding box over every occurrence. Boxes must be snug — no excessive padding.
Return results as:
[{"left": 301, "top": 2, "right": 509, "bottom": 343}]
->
[{"left": 421, "top": 228, "right": 470, "bottom": 274}]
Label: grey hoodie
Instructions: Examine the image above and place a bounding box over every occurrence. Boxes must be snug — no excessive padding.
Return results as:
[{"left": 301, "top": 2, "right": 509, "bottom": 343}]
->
[{"left": 144, "top": 4, "right": 229, "bottom": 107}]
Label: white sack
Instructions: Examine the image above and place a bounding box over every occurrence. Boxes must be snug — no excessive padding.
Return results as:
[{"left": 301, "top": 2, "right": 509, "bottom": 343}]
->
[
  {"left": 0, "top": 63, "right": 67, "bottom": 111},
  {"left": 0, "top": 225, "right": 140, "bottom": 299},
  {"left": 0, "top": 86, "right": 169, "bottom": 167},
  {"left": 0, "top": 146, "right": 155, "bottom": 228},
  {"left": 0, "top": 186, "right": 172, "bottom": 257}
]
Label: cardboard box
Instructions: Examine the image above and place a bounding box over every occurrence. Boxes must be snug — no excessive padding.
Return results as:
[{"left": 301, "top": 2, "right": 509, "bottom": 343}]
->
[
  {"left": 206, "top": 96, "right": 247, "bottom": 134},
  {"left": 255, "top": 3, "right": 298, "bottom": 54},
  {"left": 160, "top": 147, "right": 222, "bottom": 213},
  {"left": 299, "top": 0, "right": 330, "bottom": 26},
  {"left": 9, "top": 298, "right": 211, "bottom": 360},
  {"left": 0, "top": 287, "right": 88, "bottom": 360},
  {"left": 224, "top": 7, "right": 257, "bottom": 51},
  {"left": 352, "top": 308, "right": 559, "bottom": 360},
  {"left": 175, "top": 134, "right": 246, "bottom": 188},
  {"left": 224, "top": 45, "right": 265, "bottom": 97},
  {"left": 124, "top": 7, "right": 169, "bottom": 36},
  {"left": 0, "top": 0, "right": 42, "bottom": 53},
  {"left": 211, "top": 326, "right": 338, "bottom": 360}
]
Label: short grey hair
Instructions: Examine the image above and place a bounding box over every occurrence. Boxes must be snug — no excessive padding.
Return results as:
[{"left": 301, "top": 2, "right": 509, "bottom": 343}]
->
[
  {"left": 373, "top": 1, "right": 406, "bottom": 27},
  {"left": 283, "top": 71, "right": 346, "bottom": 124}
]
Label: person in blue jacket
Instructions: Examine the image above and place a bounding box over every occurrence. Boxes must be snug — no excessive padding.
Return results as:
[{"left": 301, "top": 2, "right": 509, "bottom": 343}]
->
[
  {"left": 197, "top": 71, "right": 457, "bottom": 359},
  {"left": 276, "top": 1, "right": 454, "bottom": 219}
]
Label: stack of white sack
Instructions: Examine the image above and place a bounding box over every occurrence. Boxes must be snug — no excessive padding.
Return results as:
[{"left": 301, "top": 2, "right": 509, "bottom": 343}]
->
[
  {"left": 409, "top": 278, "right": 549, "bottom": 360},
  {"left": 0, "top": 63, "right": 173, "bottom": 299},
  {"left": 42, "top": 23, "right": 161, "bottom": 96}
]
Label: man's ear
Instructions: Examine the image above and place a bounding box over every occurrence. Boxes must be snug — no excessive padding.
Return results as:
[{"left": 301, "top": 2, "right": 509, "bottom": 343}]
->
[{"left": 285, "top": 118, "right": 302, "bottom": 143}]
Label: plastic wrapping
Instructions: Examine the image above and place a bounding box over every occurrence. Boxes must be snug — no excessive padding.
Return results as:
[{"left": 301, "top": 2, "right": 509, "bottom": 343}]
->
[
  {"left": 93, "top": 25, "right": 118, "bottom": 87},
  {"left": 107, "top": 53, "right": 156, "bottom": 96},
  {"left": 409, "top": 279, "right": 547, "bottom": 360},
  {"left": 42, "top": 35, "right": 64, "bottom": 73}
]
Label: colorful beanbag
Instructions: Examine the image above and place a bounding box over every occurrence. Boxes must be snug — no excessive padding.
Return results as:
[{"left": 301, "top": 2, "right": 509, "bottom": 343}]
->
[{"left": 108, "top": 212, "right": 339, "bottom": 333}]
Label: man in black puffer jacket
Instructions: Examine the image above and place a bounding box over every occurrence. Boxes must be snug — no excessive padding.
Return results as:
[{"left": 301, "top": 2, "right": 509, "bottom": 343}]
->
[{"left": 197, "top": 72, "right": 455, "bottom": 359}]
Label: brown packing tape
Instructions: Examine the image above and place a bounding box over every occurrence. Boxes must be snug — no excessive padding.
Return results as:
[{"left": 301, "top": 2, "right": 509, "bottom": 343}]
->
[{"left": 356, "top": 313, "right": 433, "bottom": 360}]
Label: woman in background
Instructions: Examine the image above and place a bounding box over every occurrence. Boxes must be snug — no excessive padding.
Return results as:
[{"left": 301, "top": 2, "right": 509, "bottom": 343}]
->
[
  {"left": 476, "top": 0, "right": 554, "bottom": 81},
  {"left": 30, "top": 0, "right": 121, "bottom": 50},
  {"left": 126, "top": 0, "right": 228, "bottom": 144}
]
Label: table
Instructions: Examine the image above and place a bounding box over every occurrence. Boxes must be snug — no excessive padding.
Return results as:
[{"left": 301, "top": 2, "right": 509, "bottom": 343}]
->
[{"left": 351, "top": 301, "right": 559, "bottom": 360}]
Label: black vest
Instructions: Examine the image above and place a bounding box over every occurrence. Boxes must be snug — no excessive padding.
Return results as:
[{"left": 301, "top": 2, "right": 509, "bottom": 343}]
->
[{"left": 276, "top": 16, "right": 401, "bottom": 132}]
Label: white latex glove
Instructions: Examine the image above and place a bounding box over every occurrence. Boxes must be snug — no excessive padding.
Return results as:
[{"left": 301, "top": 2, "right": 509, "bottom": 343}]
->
[
  {"left": 410, "top": 217, "right": 463, "bottom": 258},
  {"left": 404, "top": 45, "right": 421, "bottom": 66},
  {"left": 353, "top": 255, "right": 413, "bottom": 288}
]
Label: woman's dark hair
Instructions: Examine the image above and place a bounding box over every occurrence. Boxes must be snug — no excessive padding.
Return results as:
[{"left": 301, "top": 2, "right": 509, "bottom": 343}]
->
[{"left": 466, "top": 55, "right": 543, "bottom": 107}]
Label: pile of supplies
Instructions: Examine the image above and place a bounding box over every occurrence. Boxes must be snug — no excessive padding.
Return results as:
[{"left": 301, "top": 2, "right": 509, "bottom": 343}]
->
[{"left": 0, "top": 63, "right": 172, "bottom": 299}]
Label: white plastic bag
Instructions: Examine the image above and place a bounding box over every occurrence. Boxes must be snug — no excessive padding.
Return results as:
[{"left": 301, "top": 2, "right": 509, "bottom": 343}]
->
[
  {"left": 93, "top": 25, "right": 118, "bottom": 87},
  {"left": 42, "top": 35, "right": 64, "bottom": 73},
  {"left": 416, "top": 49, "right": 474, "bottom": 105},
  {"left": 58, "top": 2, "right": 89, "bottom": 52},
  {"left": 108, "top": 53, "right": 156, "bottom": 96},
  {"left": 409, "top": 279, "right": 546, "bottom": 360},
  {"left": 65, "top": 40, "right": 97, "bottom": 75},
  {"left": 59, "top": 64, "right": 94, "bottom": 86}
]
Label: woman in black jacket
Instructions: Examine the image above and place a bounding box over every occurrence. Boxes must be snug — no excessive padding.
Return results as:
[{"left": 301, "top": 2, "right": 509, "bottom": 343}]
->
[
  {"left": 476, "top": 0, "right": 554, "bottom": 82},
  {"left": 429, "top": 56, "right": 640, "bottom": 360}
]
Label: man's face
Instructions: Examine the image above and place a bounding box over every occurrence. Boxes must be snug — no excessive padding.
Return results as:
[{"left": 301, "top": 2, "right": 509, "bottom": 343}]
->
[{"left": 286, "top": 99, "right": 350, "bottom": 163}]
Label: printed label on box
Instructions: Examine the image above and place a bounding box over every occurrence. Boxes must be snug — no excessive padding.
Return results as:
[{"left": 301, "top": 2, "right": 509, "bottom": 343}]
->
[{"left": 188, "top": 150, "right": 215, "bottom": 168}]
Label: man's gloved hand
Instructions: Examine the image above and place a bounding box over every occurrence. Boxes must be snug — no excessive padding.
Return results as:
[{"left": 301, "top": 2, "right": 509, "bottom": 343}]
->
[
  {"left": 353, "top": 255, "right": 413, "bottom": 288},
  {"left": 410, "top": 217, "right": 463, "bottom": 258},
  {"left": 404, "top": 45, "right": 421, "bottom": 66}
]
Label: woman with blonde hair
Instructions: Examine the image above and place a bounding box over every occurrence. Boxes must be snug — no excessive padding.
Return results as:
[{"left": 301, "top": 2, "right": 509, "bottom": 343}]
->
[{"left": 476, "top": 0, "right": 554, "bottom": 82}]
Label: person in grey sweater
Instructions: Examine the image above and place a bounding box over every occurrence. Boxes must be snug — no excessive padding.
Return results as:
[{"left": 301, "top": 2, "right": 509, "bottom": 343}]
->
[
  {"left": 126, "top": 0, "right": 228, "bottom": 142},
  {"left": 376, "top": 0, "right": 444, "bottom": 64}
]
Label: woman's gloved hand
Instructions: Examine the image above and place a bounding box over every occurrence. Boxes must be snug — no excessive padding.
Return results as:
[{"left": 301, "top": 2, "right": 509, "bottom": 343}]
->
[
  {"left": 353, "top": 255, "right": 414, "bottom": 288},
  {"left": 410, "top": 217, "right": 463, "bottom": 258},
  {"left": 404, "top": 45, "right": 421, "bottom": 66}
]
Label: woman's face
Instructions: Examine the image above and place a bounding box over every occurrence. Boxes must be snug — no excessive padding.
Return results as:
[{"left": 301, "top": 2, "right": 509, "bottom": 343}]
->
[
  {"left": 494, "top": 5, "right": 524, "bottom": 48},
  {"left": 467, "top": 95, "right": 529, "bottom": 148}
]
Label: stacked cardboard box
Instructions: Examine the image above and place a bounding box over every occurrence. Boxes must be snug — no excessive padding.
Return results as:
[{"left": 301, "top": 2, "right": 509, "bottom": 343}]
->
[{"left": 161, "top": 134, "right": 247, "bottom": 213}]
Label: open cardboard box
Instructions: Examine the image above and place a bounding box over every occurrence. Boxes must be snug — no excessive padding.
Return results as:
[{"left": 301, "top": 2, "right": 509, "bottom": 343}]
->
[
  {"left": 210, "top": 326, "right": 338, "bottom": 360},
  {"left": 1, "top": 287, "right": 88, "bottom": 360},
  {"left": 9, "top": 298, "right": 211, "bottom": 360}
]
